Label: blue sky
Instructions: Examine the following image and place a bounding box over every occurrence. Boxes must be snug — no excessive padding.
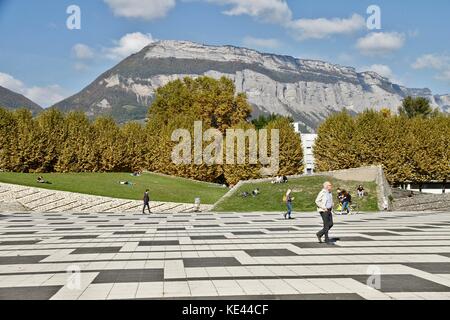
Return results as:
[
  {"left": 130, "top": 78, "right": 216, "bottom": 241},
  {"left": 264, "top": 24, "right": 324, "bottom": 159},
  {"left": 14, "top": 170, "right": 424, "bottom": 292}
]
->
[{"left": 0, "top": 0, "right": 449, "bottom": 107}]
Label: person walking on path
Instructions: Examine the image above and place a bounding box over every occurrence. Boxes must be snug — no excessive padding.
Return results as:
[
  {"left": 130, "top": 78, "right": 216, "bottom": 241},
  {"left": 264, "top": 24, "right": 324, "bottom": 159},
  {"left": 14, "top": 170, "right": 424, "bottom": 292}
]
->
[
  {"left": 143, "top": 189, "right": 152, "bottom": 214},
  {"left": 315, "top": 182, "right": 334, "bottom": 244},
  {"left": 284, "top": 189, "right": 295, "bottom": 220}
]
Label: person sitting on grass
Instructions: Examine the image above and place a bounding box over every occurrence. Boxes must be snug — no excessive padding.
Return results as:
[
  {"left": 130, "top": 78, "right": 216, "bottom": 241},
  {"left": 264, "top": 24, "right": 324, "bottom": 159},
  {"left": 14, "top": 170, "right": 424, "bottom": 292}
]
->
[
  {"left": 119, "top": 181, "right": 133, "bottom": 186},
  {"left": 252, "top": 188, "right": 260, "bottom": 197},
  {"left": 357, "top": 185, "right": 365, "bottom": 198},
  {"left": 37, "top": 176, "right": 50, "bottom": 184},
  {"left": 241, "top": 191, "right": 250, "bottom": 198}
]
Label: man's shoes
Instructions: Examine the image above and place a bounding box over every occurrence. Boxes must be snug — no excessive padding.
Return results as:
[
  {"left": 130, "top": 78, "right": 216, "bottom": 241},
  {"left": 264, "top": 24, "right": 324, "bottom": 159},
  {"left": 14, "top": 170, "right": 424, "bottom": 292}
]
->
[
  {"left": 284, "top": 213, "right": 287, "bottom": 219},
  {"left": 316, "top": 234, "right": 323, "bottom": 243}
]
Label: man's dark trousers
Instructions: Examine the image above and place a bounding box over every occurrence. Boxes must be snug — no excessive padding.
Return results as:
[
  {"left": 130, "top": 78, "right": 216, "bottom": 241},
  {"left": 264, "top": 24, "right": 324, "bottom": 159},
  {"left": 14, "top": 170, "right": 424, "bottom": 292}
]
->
[
  {"left": 317, "top": 209, "right": 333, "bottom": 242},
  {"left": 143, "top": 202, "right": 151, "bottom": 214}
]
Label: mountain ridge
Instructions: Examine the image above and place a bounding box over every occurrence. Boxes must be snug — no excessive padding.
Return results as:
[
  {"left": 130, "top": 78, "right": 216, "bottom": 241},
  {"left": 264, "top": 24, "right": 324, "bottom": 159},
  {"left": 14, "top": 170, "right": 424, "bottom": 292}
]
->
[
  {"left": 51, "top": 40, "right": 450, "bottom": 130},
  {"left": 0, "top": 85, "right": 43, "bottom": 115}
]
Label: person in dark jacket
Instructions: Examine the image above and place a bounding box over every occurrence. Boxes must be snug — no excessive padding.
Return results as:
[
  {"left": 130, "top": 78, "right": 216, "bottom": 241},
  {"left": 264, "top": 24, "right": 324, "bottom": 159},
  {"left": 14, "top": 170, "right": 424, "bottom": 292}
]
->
[{"left": 143, "top": 189, "right": 151, "bottom": 214}]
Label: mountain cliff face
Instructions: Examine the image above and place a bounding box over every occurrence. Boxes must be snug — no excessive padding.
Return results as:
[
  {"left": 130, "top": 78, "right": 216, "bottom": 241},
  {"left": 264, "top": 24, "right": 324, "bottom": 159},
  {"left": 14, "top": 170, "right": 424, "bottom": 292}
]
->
[
  {"left": 0, "top": 86, "right": 42, "bottom": 115},
  {"left": 52, "top": 40, "right": 450, "bottom": 130}
]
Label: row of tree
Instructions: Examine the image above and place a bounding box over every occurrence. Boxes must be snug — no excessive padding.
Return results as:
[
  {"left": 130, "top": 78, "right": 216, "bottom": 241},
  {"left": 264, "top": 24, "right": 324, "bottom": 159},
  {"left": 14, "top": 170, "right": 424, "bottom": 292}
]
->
[
  {"left": 314, "top": 107, "right": 450, "bottom": 184},
  {"left": 0, "top": 76, "right": 304, "bottom": 185}
]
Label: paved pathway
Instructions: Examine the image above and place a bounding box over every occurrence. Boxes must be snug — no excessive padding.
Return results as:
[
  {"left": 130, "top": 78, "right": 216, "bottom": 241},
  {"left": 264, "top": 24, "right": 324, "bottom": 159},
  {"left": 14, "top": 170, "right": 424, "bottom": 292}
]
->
[{"left": 0, "top": 210, "right": 450, "bottom": 300}]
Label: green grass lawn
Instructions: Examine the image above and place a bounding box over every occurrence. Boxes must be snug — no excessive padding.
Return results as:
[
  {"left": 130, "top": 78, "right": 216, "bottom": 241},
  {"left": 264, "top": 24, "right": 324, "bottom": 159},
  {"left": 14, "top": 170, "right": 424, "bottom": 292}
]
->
[
  {"left": 0, "top": 172, "right": 228, "bottom": 205},
  {"left": 213, "top": 176, "right": 379, "bottom": 212}
]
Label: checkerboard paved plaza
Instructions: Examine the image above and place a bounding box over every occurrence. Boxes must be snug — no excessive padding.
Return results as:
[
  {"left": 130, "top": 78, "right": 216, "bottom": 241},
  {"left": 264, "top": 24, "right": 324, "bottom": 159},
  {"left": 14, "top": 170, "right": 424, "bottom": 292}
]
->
[{"left": 1, "top": 210, "right": 450, "bottom": 300}]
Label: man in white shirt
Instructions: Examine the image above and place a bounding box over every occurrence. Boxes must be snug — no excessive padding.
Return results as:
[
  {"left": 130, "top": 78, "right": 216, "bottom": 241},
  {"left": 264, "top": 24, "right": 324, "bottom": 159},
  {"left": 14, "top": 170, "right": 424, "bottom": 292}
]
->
[{"left": 315, "top": 181, "right": 334, "bottom": 244}]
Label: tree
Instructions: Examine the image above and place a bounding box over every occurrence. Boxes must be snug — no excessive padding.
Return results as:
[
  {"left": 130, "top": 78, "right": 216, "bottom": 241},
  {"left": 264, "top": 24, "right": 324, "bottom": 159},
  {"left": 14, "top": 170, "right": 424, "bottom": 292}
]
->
[
  {"left": 223, "top": 121, "right": 261, "bottom": 185},
  {"left": 314, "top": 111, "right": 357, "bottom": 172},
  {"left": 399, "top": 96, "right": 433, "bottom": 119},
  {"left": 265, "top": 117, "right": 304, "bottom": 176},
  {"left": 148, "top": 76, "right": 252, "bottom": 133},
  {"left": 88, "top": 117, "right": 124, "bottom": 172},
  {"left": 55, "top": 112, "right": 91, "bottom": 172},
  {"left": 0, "top": 108, "right": 16, "bottom": 171},
  {"left": 251, "top": 113, "right": 290, "bottom": 130},
  {"left": 146, "top": 76, "right": 253, "bottom": 183},
  {"left": 121, "top": 122, "right": 147, "bottom": 172}
]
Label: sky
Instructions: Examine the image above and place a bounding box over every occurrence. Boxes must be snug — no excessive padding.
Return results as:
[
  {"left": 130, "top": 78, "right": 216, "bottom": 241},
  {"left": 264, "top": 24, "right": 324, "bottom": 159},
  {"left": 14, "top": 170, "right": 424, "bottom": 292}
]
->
[{"left": 0, "top": 0, "right": 449, "bottom": 107}]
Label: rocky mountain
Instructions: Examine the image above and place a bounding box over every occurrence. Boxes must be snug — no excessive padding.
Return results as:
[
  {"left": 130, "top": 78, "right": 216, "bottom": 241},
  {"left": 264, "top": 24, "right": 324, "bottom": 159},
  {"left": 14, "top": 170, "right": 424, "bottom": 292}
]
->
[
  {"left": 0, "top": 86, "right": 42, "bottom": 115},
  {"left": 52, "top": 40, "right": 450, "bottom": 130}
]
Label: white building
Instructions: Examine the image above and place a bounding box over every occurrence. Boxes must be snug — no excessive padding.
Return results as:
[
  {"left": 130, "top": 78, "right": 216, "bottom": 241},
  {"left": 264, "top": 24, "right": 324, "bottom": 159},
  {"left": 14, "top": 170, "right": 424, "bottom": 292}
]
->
[{"left": 293, "top": 123, "right": 318, "bottom": 175}]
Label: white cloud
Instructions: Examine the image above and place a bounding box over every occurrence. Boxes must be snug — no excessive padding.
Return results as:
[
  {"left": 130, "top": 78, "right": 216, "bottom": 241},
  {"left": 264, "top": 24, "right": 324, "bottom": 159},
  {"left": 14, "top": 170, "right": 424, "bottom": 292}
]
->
[
  {"left": 204, "top": 0, "right": 292, "bottom": 24},
  {"left": 104, "top": 0, "right": 176, "bottom": 20},
  {"left": 72, "top": 44, "right": 95, "bottom": 60},
  {"left": 364, "top": 64, "right": 394, "bottom": 79},
  {"left": 360, "top": 64, "right": 404, "bottom": 85},
  {"left": 200, "top": 1, "right": 365, "bottom": 41},
  {"left": 412, "top": 54, "right": 450, "bottom": 70},
  {"left": 437, "top": 69, "right": 450, "bottom": 81},
  {"left": 105, "top": 32, "right": 155, "bottom": 60},
  {"left": 0, "top": 72, "right": 24, "bottom": 93},
  {"left": 356, "top": 32, "right": 406, "bottom": 56},
  {"left": 242, "top": 36, "right": 281, "bottom": 49},
  {"left": 0, "top": 72, "right": 69, "bottom": 107},
  {"left": 288, "top": 14, "right": 365, "bottom": 40},
  {"left": 412, "top": 54, "right": 450, "bottom": 81}
]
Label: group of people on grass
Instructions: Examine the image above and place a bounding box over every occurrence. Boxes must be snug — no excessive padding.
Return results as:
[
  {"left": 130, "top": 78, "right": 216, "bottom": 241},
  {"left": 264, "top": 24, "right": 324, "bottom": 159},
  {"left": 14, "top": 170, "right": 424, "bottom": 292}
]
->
[{"left": 283, "top": 184, "right": 365, "bottom": 219}]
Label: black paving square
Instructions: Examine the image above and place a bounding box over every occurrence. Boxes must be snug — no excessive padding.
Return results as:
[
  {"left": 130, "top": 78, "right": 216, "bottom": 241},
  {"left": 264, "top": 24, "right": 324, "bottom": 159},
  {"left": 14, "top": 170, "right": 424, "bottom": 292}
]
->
[
  {"left": 71, "top": 247, "right": 122, "bottom": 254},
  {"left": 183, "top": 257, "right": 241, "bottom": 268},
  {"left": 92, "top": 269, "right": 164, "bottom": 284},
  {"left": 2, "top": 231, "right": 37, "bottom": 235},
  {"left": 266, "top": 228, "right": 297, "bottom": 232},
  {"left": 363, "top": 232, "right": 398, "bottom": 236},
  {"left": 190, "top": 235, "right": 226, "bottom": 240},
  {"left": 6, "top": 225, "right": 34, "bottom": 228},
  {"left": 139, "top": 240, "right": 179, "bottom": 246},
  {"left": 0, "top": 255, "right": 48, "bottom": 265},
  {"left": 405, "top": 262, "right": 450, "bottom": 274},
  {"left": 245, "top": 249, "right": 298, "bottom": 257},
  {"left": 114, "top": 231, "right": 146, "bottom": 235},
  {"left": 338, "top": 236, "right": 372, "bottom": 242},
  {"left": 97, "top": 225, "right": 124, "bottom": 228},
  {"left": 294, "top": 242, "right": 338, "bottom": 249},
  {"left": 0, "top": 240, "right": 41, "bottom": 246},
  {"left": 232, "top": 231, "right": 265, "bottom": 235},
  {"left": 193, "top": 225, "right": 220, "bottom": 228},
  {"left": 0, "top": 286, "right": 62, "bottom": 300},
  {"left": 61, "top": 235, "right": 99, "bottom": 240},
  {"left": 352, "top": 274, "right": 450, "bottom": 292}
]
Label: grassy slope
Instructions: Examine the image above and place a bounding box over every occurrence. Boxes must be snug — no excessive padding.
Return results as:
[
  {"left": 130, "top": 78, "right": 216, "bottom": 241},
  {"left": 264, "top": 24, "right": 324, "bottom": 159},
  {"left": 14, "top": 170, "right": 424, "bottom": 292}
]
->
[
  {"left": 214, "top": 176, "right": 379, "bottom": 212},
  {"left": 0, "top": 172, "right": 228, "bottom": 205}
]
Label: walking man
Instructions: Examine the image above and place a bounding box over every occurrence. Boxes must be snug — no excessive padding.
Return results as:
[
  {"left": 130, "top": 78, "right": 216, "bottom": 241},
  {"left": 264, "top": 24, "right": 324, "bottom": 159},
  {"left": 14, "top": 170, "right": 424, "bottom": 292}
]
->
[
  {"left": 143, "top": 189, "right": 151, "bottom": 214},
  {"left": 315, "top": 181, "right": 334, "bottom": 244}
]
